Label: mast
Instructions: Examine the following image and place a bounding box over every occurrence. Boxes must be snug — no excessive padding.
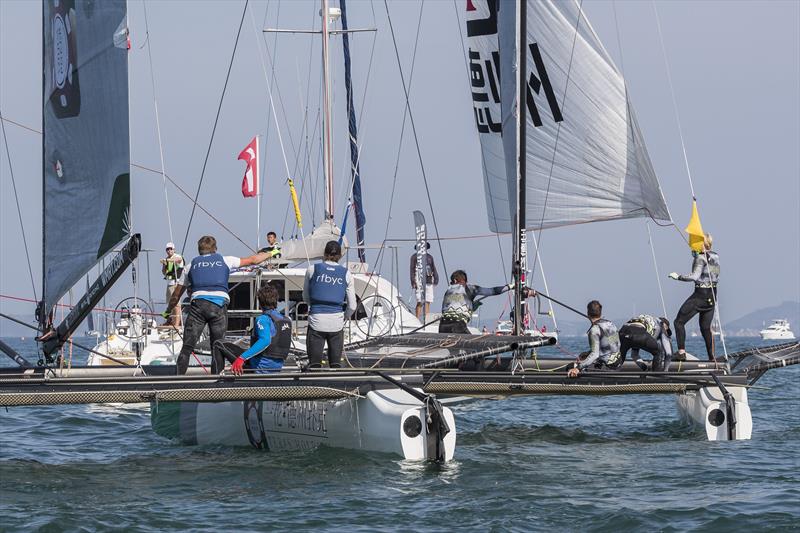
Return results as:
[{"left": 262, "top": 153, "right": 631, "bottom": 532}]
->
[
  {"left": 512, "top": 0, "right": 527, "bottom": 336},
  {"left": 321, "top": 0, "right": 335, "bottom": 221}
]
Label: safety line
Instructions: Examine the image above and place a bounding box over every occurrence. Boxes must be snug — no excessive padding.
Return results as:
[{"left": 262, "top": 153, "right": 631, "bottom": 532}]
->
[{"left": 383, "top": 0, "right": 448, "bottom": 277}]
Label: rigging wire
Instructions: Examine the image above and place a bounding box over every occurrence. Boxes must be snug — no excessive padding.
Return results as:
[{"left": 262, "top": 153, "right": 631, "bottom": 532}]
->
[
  {"left": 249, "top": 5, "right": 310, "bottom": 262},
  {"left": 141, "top": 0, "right": 174, "bottom": 243},
  {"left": 0, "top": 109, "right": 38, "bottom": 301},
  {"left": 180, "top": 0, "right": 250, "bottom": 256},
  {"left": 383, "top": 0, "right": 448, "bottom": 277},
  {"left": 652, "top": 0, "right": 695, "bottom": 199},
  {"left": 134, "top": 163, "right": 254, "bottom": 251},
  {"left": 652, "top": 1, "right": 727, "bottom": 359},
  {"left": 646, "top": 221, "right": 669, "bottom": 318},
  {"left": 377, "top": 0, "right": 425, "bottom": 277},
  {"left": 529, "top": 0, "right": 584, "bottom": 281},
  {"left": 613, "top": 0, "right": 668, "bottom": 320},
  {"left": 259, "top": 0, "right": 281, "bottom": 241}
]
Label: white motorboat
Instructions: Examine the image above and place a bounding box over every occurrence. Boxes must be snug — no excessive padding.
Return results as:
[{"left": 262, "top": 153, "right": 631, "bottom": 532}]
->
[{"left": 760, "top": 319, "right": 796, "bottom": 340}]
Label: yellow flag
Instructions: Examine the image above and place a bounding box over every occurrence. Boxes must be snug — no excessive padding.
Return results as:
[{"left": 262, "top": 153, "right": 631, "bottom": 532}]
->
[
  {"left": 685, "top": 200, "right": 705, "bottom": 252},
  {"left": 288, "top": 179, "right": 302, "bottom": 228}
]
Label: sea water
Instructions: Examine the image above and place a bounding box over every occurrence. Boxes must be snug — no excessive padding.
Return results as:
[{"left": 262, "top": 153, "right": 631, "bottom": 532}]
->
[{"left": 1, "top": 337, "right": 797, "bottom": 532}]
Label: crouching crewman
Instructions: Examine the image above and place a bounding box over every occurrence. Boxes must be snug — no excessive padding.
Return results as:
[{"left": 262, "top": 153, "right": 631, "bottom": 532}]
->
[{"left": 215, "top": 285, "right": 292, "bottom": 374}]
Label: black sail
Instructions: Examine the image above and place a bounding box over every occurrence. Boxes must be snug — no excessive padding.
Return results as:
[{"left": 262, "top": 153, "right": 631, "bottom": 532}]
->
[{"left": 41, "top": 0, "right": 130, "bottom": 318}]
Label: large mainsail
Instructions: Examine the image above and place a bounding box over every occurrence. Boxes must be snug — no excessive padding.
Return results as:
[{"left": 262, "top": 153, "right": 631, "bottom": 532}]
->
[
  {"left": 465, "top": 0, "right": 670, "bottom": 233},
  {"left": 42, "top": 0, "right": 130, "bottom": 318}
]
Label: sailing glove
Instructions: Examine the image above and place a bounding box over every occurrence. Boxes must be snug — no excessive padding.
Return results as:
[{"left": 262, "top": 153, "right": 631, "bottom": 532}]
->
[
  {"left": 668, "top": 272, "right": 680, "bottom": 280},
  {"left": 231, "top": 357, "right": 246, "bottom": 375}
]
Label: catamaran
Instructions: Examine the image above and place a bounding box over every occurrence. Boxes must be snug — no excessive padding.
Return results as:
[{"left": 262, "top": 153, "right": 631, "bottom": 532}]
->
[{"left": 1, "top": 0, "right": 798, "bottom": 463}]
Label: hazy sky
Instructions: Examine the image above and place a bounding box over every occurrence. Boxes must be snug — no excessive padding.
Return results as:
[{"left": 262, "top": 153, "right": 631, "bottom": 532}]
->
[{"left": 1, "top": 0, "right": 798, "bottom": 335}]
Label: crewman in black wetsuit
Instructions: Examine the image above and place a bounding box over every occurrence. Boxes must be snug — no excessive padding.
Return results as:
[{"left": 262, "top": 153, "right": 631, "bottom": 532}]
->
[
  {"left": 568, "top": 301, "right": 621, "bottom": 378},
  {"left": 439, "top": 270, "right": 512, "bottom": 334},
  {"left": 618, "top": 314, "right": 673, "bottom": 371},
  {"left": 669, "top": 233, "right": 720, "bottom": 361}
]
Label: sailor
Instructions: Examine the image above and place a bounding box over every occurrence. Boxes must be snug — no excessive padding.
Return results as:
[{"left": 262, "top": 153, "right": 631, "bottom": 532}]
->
[
  {"left": 439, "top": 270, "right": 512, "bottom": 334},
  {"left": 163, "top": 235, "right": 271, "bottom": 374},
  {"left": 618, "top": 314, "right": 673, "bottom": 371},
  {"left": 669, "top": 233, "right": 720, "bottom": 361},
  {"left": 160, "top": 242, "right": 184, "bottom": 327},
  {"left": 258, "top": 231, "right": 281, "bottom": 257},
  {"left": 567, "top": 300, "right": 621, "bottom": 378},
  {"left": 258, "top": 231, "right": 287, "bottom": 268},
  {"left": 303, "top": 240, "right": 356, "bottom": 369},
  {"left": 214, "top": 284, "right": 291, "bottom": 374},
  {"left": 409, "top": 242, "right": 439, "bottom": 320}
]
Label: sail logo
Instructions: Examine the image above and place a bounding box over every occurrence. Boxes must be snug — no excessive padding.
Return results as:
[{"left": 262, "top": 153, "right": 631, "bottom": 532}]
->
[
  {"left": 526, "top": 43, "right": 563, "bottom": 127},
  {"left": 466, "top": 0, "right": 502, "bottom": 134}
]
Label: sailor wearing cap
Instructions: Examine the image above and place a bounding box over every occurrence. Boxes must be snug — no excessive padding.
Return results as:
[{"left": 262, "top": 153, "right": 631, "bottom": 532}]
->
[{"left": 160, "top": 241, "right": 184, "bottom": 327}]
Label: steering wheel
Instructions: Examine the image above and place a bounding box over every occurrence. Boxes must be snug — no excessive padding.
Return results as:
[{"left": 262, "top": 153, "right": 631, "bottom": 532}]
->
[
  {"left": 354, "top": 295, "right": 397, "bottom": 338},
  {"left": 111, "top": 297, "right": 155, "bottom": 340}
]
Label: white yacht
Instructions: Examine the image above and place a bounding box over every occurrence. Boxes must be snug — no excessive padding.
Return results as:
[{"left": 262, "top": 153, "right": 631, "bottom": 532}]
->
[
  {"left": 87, "top": 261, "right": 428, "bottom": 368},
  {"left": 760, "top": 319, "right": 795, "bottom": 341},
  {"left": 494, "top": 320, "right": 558, "bottom": 342}
]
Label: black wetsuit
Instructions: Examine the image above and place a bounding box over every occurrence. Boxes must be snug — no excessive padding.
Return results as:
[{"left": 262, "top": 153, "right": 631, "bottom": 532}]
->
[
  {"left": 619, "top": 315, "right": 673, "bottom": 371},
  {"left": 674, "top": 251, "right": 720, "bottom": 361}
]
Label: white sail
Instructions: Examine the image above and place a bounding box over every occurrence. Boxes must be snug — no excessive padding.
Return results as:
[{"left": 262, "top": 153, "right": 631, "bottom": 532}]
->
[
  {"left": 279, "top": 222, "right": 348, "bottom": 263},
  {"left": 465, "top": 0, "right": 670, "bottom": 233}
]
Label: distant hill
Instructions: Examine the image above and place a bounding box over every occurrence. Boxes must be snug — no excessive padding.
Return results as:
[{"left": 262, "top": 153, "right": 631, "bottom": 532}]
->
[{"left": 723, "top": 301, "right": 800, "bottom": 337}]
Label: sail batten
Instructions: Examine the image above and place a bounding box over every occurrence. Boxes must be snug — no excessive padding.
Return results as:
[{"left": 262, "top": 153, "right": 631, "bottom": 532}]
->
[
  {"left": 42, "top": 0, "right": 130, "bottom": 318},
  {"left": 465, "top": 0, "right": 670, "bottom": 233}
]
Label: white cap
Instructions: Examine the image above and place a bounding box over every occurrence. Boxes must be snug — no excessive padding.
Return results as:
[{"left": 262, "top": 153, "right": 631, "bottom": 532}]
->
[{"left": 165, "top": 242, "right": 175, "bottom": 249}]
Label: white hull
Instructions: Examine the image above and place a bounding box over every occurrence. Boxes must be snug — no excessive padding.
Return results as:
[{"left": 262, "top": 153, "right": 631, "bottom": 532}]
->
[
  {"left": 760, "top": 331, "right": 795, "bottom": 340},
  {"left": 759, "top": 320, "right": 795, "bottom": 340},
  {"left": 675, "top": 385, "right": 752, "bottom": 440},
  {"left": 151, "top": 388, "right": 456, "bottom": 461}
]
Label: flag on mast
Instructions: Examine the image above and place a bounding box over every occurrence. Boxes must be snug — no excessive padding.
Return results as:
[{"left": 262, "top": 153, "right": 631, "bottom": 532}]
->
[
  {"left": 685, "top": 199, "right": 705, "bottom": 252},
  {"left": 238, "top": 136, "right": 259, "bottom": 198}
]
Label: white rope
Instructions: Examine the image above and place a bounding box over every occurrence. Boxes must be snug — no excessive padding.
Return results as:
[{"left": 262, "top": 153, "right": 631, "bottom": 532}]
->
[
  {"left": 646, "top": 221, "right": 668, "bottom": 318},
  {"left": 142, "top": 0, "right": 173, "bottom": 243},
  {"left": 248, "top": 6, "right": 310, "bottom": 262},
  {"left": 652, "top": 0, "right": 695, "bottom": 199}
]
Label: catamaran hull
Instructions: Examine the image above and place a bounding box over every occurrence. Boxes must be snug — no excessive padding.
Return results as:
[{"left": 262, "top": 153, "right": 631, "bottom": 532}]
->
[
  {"left": 675, "top": 386, "right": 752, "bottom": 440},
  {"left": 150, "top": 388, "right": 456, "bottom": 461}
]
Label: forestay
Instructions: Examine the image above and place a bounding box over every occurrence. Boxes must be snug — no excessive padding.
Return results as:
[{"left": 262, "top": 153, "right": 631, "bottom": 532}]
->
[
  {"left": 42, "top": 0, "right": 130, "bottom": 317},
  {"left": 465, "top": 0, "right": 670, "bottom": 232}
]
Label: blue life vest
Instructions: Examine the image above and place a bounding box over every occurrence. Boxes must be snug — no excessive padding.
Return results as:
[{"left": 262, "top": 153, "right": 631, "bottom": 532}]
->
[
  {"left": 187, "top": 253, "right": 230, "bottom": 294},
  {"left": 309, "top": 262, "right": 347, "bottom": 314}
]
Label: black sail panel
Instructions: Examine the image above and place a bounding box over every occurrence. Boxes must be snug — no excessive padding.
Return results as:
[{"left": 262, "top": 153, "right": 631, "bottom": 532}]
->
[{"left": 42, "top": 0, "right": 130, "bottom": 318}]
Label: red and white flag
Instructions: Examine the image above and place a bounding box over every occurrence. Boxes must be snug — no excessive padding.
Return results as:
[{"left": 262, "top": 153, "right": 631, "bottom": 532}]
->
[{"left": 238, "top": 136, "right": 259, "bottom": 198}]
